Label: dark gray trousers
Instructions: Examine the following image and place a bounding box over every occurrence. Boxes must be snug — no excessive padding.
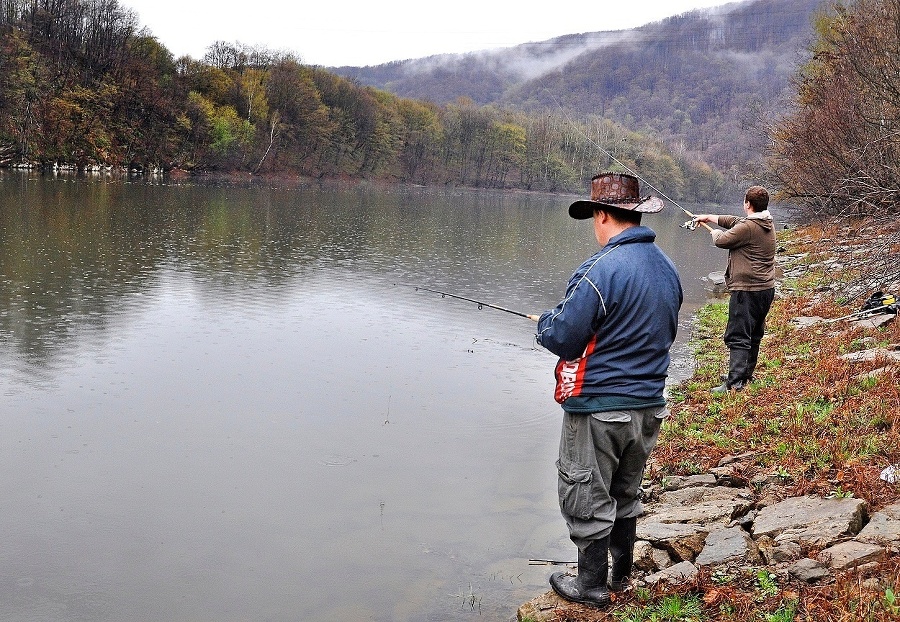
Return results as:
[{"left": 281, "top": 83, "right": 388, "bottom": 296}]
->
[{"left": 556, "top": 406, "right": 667, "bottom": 552}]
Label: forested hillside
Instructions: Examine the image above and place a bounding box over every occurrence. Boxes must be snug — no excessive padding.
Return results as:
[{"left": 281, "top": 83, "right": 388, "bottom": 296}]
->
[
  {"left": 335, "top": 0, "right": 823, "bottom": 185},
  {"left": 10, "top": 0, "right": 840, "bottom": 201},
  {"left": 0, "top": 0, "right": 730, "bottom": 201}
]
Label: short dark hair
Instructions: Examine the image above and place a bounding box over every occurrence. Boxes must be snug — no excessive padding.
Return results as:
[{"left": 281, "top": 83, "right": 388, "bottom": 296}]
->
[
  {"left": 745, "top": 186, "right": 769, "bottom": 212},
  {"left": 595, "top": 206, "right": 642, "bottom": 225}
]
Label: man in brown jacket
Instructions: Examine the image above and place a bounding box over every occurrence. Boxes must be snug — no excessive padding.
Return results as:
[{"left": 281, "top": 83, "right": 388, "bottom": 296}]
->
[{"left": 693, "top": 186, "right": 776, "bottom": 392}]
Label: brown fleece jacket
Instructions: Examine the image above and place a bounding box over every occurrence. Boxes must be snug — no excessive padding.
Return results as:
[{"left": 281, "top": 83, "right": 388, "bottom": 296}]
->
[{"left": 710, "top": 211, "right": 776, "bottom": 291}]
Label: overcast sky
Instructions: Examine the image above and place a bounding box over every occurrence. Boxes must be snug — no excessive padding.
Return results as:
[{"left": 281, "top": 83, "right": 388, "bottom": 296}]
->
[{"left": 120, "top": 0, "right": 736, "bottom": 67}]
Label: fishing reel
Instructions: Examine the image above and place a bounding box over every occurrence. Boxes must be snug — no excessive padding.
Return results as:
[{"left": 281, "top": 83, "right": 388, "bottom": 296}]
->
[
  {"left": 829, "top": 291, "right": 900, "bottom": 322},
  {"left": 860, "top": 291, "right": 898, "bottom": 313},
  {"left": 680, "top": 219, "right": 699, "bottom": 231}
]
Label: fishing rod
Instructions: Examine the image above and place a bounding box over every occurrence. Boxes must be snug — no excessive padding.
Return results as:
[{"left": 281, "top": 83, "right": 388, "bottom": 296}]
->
[
  {"left": 411, "top": 285, "right": 539, "bottom": 321},
  {"left": 551, "top": 98, "right": 714, "bottom": 233}
]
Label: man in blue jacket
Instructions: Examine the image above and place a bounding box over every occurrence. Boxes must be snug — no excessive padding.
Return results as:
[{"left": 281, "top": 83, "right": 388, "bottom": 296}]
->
[{"left": 536, "top": 172, "right": 682, "bottom": 608}]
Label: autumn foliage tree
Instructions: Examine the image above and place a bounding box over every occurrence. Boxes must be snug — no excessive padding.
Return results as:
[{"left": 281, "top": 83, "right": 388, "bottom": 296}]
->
[
  {"left": 0, "top": 0, "right": 728, "bottom": 201},
  {"left": 767, "top": 0, "right": 900, "bottom": 301},
  {"left": 769, "top": 0, "right": 900, "bottom": 218}
]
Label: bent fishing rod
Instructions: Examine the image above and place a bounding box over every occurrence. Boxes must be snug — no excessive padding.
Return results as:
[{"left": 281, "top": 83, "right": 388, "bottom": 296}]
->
[
  {"left": 551, "top": 98, "right": 714, "bottom": 233},
  {"left": 410, "top": 285, "right": 539, "bottom": 321}
]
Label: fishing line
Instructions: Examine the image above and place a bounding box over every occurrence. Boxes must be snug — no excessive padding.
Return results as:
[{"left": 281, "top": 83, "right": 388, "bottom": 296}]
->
[{"left": 549, "top": 96, "right": 713, "bottom": 231}]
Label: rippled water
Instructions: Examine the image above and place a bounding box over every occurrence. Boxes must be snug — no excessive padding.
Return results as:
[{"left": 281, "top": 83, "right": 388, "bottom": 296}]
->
[{"left": 0, "top": 174, "right": 726, "bottom": 621}]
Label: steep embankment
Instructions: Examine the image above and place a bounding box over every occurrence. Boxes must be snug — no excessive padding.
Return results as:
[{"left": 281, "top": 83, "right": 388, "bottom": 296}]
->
[{"left": 519, "top": 217, "right": 900, "bottom": 621}]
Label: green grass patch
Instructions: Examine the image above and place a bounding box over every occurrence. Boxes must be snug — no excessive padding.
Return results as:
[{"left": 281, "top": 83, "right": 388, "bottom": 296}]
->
[{"left": 614, "top": 593, "right": 705, "bottom": 622}]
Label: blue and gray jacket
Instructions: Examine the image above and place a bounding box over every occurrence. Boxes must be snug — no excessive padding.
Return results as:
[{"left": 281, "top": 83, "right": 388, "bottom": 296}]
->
[{"left": 536, "top": 226, "right": 682, "bottom": 411}]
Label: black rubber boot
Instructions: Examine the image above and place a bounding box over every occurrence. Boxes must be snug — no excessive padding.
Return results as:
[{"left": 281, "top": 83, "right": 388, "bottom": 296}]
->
[
  {"left": 711, "top": 349, "right": 750, "bottom": 393},
  {"left": 722, "top": 344, "right": 758, "bottom": 383},
  {"left": 550, "top": 537, "right": 611, "bottom": 608},
  {"left": 746, "top": 343, "right": 760, "bottom": 380},
  {"left": 608, "top": 517, "right": 637, "bottom": 592}
]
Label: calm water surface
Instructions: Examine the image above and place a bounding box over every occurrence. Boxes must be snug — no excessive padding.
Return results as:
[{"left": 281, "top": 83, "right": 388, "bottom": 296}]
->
[{"left": 0, "top": 174, "right": 725, "bottom": 621}]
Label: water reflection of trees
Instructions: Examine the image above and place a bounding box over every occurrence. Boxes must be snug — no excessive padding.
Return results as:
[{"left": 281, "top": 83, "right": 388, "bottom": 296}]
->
[
  {"left": 0, "top": 175, "right": 719, "bottom": 367},
  {"left": 0, "top": 176, "right": 326, "bottom": 364},
  {"left": 1, "top": 177, "right": 563, "bottom": 363}
]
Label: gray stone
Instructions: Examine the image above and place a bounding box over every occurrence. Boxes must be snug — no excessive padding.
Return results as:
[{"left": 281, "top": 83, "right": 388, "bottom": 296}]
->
[
  {"left": 658, "top": 485, "right": 752, "bottom": 505},
  {"left": 756, "top": 535, "right": 775, "bottom": 564},
  {"left": 787, "top": 557, "right": 830, "bottom": 583},
  {"left": 717, "top": 450, "right": 766, "bottom": 467},
  {"left": 757, "top": 535, "right": 802, "bottom": 564},
  {"left": 695, "top": 527, "right": 762, "bottom": 566},
  {"left": 773, "top": 521, "right": 857, "bottom": 549},
  {"left": 637, "top": 520, "right": 708, "bottom": 562},
  {"left": 651, "top": 546, "right": 674, "bottom": 570},
  {"left": 840, "top": 347, "right": 900, "bottom": 363},
  {"left": 751, "top": 473, "right": 789, "bottom": 487},
  {"left": 708, "top": 466, "right": 750, "bottom": 488},
  {"left": 850, "top": 314, "right": 895, "bottom": 329},
  {"left": 638, "top": 520, "right": 703, "bottom": 540},
  {"left": 791, "top": 316, "right": 824, "bottom": 328},
  {"left": 519, "top": 478, "right": 897, "bottom": 615},
  {"left": 643, "top": 561, "right": 698, "bottom": 586},
  {"left": 654, "top": 486, "right": 754, "bottom": 524},
  {"left": 817, "top": 540, "right": 885, "bottom": 571},
  {"left": 856, "top": 367, "right": 892, "bottom": 382},
  {"left": 858, "top": 502, "right": 900, "bottom": 545},
  {"left": 661, "top": 474, "right": 717, "bottom": 491},
  {"left": 517, "top": 592, "right": 564, "bottom": 622},
  {"left": 633, "top": 540, "right": 656, "bottom": 571},
  {"left": 730, "top": 508, "right": 757, "bottom": 529},
  {"left": 661, "top": 498, "right": 751, "bottom": 525},
  {"left": 753, "top": 496, "right": 867, "bottom": 547},
  {"left": 772, "top": 541, "right": 803, "bottom": 563},
  {"left": 640, "top": 483, "right": 661, "bottom": 501},
  {"left": 862, "top": 578, "right": 882, "bottom": 590},
  {"left": 633, "top": 540, "right": 674, "bottom": 572}
]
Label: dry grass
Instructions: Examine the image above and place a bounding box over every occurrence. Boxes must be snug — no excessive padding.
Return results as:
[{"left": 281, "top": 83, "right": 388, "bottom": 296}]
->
[
  {"left": 550, "top": 558, "right": 900, "bottom": 621},
  {"left": 660, "top": 220, "right": 900, "bottom": 512},
  {"left": 545, "top": 217, "right": 900, "bottom": 621}
]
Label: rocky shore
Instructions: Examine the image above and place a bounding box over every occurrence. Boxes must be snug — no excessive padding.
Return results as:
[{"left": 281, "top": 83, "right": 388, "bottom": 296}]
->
[
  {"left": 519, "top": 461, "right": 900, "bottom": 621},
  {"left": 517, "top": 221, "right": 900, "bottom": 621}
]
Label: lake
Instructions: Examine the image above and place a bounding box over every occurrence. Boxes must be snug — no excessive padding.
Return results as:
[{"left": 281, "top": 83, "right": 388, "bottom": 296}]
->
[{"left": 0, "top": 173, "right": 727, "bottom": 621}]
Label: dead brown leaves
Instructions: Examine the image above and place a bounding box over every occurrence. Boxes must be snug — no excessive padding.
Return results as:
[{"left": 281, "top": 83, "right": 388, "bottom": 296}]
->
[{"left": 661, "top": 219, "right": 900, "bottom": 511}]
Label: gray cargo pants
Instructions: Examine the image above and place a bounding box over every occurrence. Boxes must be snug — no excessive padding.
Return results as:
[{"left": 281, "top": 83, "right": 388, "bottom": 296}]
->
[{"left": 556, "top": 406, "right": 668, "bottom": 552}]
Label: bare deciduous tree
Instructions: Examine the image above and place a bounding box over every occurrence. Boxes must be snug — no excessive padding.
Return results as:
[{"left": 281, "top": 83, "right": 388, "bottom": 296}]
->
[
  {"left": 767, "top": 0, "right": 900, "bottom": 301},
  {"left": 768, "top": 0, "right": 900, "bottom": 219}
]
